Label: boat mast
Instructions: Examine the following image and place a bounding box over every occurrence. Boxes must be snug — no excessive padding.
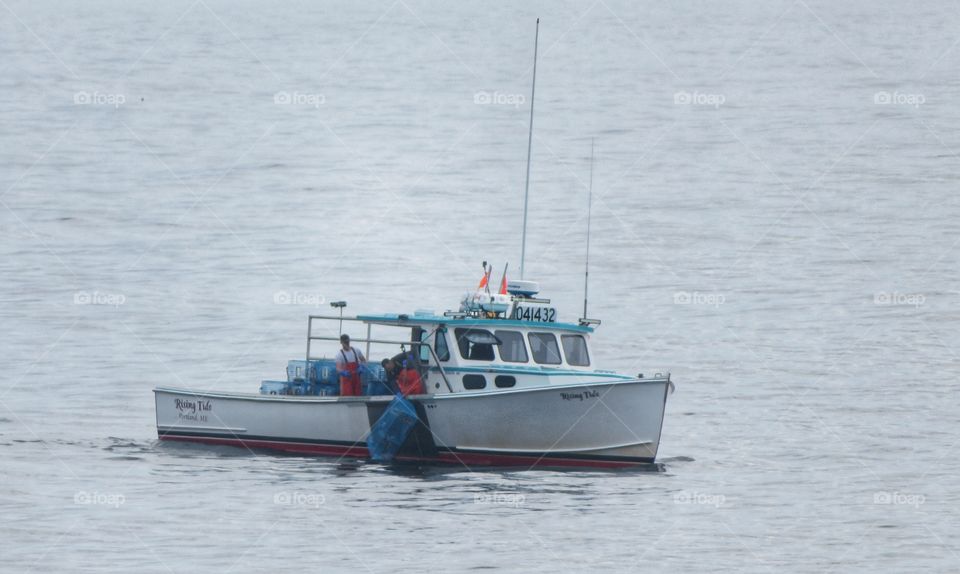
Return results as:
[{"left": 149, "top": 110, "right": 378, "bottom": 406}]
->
[
  {"left": 520, "top": 18, "right": 539, "bottom": 280},
  {"left": 583, "top": 139, "right": 594, "bottom": 319}
]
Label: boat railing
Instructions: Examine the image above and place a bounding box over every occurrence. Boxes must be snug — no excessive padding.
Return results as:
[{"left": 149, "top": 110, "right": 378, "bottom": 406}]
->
[{"left": 305, "top": 315, "right": 454, "bottom": 393}]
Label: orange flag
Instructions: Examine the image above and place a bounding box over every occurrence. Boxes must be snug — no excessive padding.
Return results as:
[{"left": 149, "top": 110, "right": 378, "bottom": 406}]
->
[
  {"left": 499, "top": 272, "right": 508, "bottom": 295},
  {"left": 478, "top": 273, "right": 488, "bottom": 289}
]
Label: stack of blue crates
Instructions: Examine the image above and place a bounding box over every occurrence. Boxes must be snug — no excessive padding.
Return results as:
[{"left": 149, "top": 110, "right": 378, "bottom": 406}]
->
[
  {"left": 285, "top": 359, "right": 340, "bottom": 396},
  {"left": 260, "top": 359, "right": 392, "bottom": 397}
]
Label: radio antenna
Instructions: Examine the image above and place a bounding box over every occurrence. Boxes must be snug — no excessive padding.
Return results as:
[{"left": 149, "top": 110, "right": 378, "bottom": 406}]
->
[
  {"left": 583, "top": 139, "right": 594, "bottom": 319},
  {"left": 520, "top": 18, "right": 539, "bottom": 280}
]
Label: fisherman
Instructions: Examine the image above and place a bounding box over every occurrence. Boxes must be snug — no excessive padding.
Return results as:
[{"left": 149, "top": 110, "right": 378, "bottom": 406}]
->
[
  {"left": 336, "top": 334, "right": 366, "bottom": 396},
  {"left": 381, "top": 349, "right": 415, "bottom": 393},
  {"left": 380, "top": 357, "right": 402, "bottom": 394}
]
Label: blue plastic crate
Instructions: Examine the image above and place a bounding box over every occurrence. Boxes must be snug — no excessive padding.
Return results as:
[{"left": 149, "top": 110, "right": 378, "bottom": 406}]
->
[
  {"left": 367, "top": 397, "right": 418, "bottom": 462},
  {"left": 288, "top": 381, "right": 313, "bottom": 396},
  {"left": 314, "top": 360, "right": 339, "bottom": 385},
  {"left": 260, "top": 380, "right": 291, "bottom": 395},
  {"left": 286, "top": 360, "right": 313, "bottom": 382},
  {"left": 317, "top": 383, "right": 340, "bottom": 396}
]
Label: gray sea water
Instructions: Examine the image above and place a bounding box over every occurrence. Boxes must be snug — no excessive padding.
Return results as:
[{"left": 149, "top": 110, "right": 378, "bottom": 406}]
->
[{"left": 2, "top": 0, "right": 959, "bottom": 571}]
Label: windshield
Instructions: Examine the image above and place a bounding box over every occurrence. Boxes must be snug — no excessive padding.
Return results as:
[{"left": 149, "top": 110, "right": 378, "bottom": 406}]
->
[
  {"left": 495, "top": 330, "right": 528, "bottom": 363},
  {"left": 561, "top": 334, "right": 590, "bottom": 366},
  {"left": 528, "top": 332, "right": 562, "bottom": 365}
]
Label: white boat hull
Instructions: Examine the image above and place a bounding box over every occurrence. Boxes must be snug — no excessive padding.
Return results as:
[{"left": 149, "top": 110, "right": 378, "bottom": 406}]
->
[{"left": 154, "top": 378, "right": 670, "bottom": 468}]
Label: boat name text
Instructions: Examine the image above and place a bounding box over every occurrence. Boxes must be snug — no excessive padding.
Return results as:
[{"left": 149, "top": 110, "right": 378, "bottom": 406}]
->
[
  {"left": 560, "top": 390, "right": 600, "bottom": 402},
  {"left": 175, "top": 398, "right": 212, "bottom": 422}
]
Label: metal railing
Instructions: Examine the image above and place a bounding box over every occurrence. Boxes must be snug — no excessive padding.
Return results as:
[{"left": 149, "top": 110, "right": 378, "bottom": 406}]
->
[{"left": 305, "top": 315, "right": 454, "bottom": 393}]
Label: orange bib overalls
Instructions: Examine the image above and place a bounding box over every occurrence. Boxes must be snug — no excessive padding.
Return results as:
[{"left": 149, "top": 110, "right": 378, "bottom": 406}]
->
[{"left": 339, "top": 348, "right": 362, "bottom": 396}]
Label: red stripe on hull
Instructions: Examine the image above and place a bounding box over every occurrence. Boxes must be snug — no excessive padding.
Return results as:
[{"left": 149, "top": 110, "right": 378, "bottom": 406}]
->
[
  {"left": 160, "top": 435, "right": 645, "bottom": 469},
  {"left": 425, "top": 451, "right": 641, "bottom": 469},
  {"left": 162, "top": 435, "right": 371, "bottom": 457}
]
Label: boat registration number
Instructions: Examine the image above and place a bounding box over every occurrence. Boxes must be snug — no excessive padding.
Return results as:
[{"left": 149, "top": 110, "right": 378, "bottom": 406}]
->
[{"left": 512, "top": 305, "right": 557, "bottom": 323}]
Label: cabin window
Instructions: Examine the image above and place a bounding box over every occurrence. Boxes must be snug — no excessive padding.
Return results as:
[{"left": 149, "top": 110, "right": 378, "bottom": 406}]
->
[
  {"left": 454, "top": 328, "right": 500, "bottom": 361},
  {"left": 495, "top": 375, "right": 516, "bottom": 388},
  {"left": 463, "top": 374, "right": 486, "bottom": 390},
  {"left": 528, "top": 332, "right": 562, "bottom": 365},
  {"left": 418, "top": 328, "right": 430, "bottom": 364},
  {"left": 494, "top": 330, "right": 528, "bottom": 363},
  {"left": 435, "top": 328, "right": 450, "bottom": 361},
  {"left": 561, "top": 335, "right": 590, "bottom": 366}
]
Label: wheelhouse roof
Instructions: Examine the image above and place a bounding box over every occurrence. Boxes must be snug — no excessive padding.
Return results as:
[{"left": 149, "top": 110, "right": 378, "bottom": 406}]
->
[{"left": 355, "top": 313, "right": 595, "bottom": 334}]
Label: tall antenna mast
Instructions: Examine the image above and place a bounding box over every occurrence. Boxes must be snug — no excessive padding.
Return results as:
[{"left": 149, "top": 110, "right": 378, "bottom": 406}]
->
[
  {"left": 583, "top": 139, "right": 595, "bottom": 319},
  {"left": 520, "top": 18, "right": 539, "bottom": 280}
]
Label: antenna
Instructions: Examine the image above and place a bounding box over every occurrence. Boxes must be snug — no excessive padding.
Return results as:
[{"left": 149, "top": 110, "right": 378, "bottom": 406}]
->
[
  {"left": 520, "top": 18, "right": 539, "bottom": 280},
  {"left": 330, "top": 300, "right": 347, "bottom": 335},
  {"left": 583, "top": 139, "right": 594, "bottom": 319}
]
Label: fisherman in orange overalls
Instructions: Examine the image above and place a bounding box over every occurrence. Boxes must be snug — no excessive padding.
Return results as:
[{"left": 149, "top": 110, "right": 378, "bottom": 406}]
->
[
  {"left": 335, "top": 334, "right": 366, "bottom": 396},
  {"left": 396, "top": 359, "right": 425, "bottom": 397}
]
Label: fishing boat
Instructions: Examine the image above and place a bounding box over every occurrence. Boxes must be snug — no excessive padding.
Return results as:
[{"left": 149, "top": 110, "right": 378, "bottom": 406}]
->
[
  {"left": 154, "top": 275, "right": 673, "bottom": 468},
  {"left": 153, "top": 19, "right": 674, "bottom": 469}
]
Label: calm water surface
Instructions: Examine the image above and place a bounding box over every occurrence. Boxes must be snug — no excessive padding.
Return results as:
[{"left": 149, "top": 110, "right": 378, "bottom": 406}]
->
[{"left": 2, "top": 1, "right": 959, "bottom": 572}]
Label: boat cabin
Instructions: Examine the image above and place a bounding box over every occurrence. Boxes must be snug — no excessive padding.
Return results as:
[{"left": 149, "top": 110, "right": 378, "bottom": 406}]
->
[
  {"left": 355, "top": 312, "right": 597, "bottom": 393},
  {"left": 302, "top": 280, "right": 615, "bottom": 396}
]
